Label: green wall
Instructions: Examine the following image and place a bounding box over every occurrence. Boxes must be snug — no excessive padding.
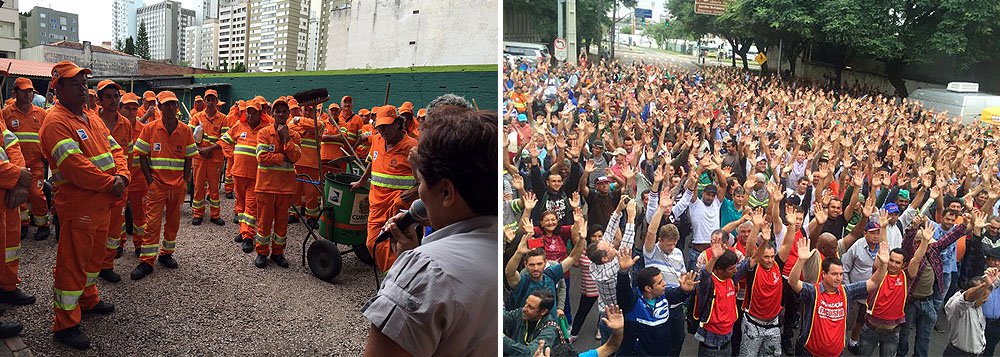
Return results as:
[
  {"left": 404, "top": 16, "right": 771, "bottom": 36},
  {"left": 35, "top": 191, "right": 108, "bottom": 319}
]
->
[{"left": 191, "top": 65, "right": 498, "bottom": 112}]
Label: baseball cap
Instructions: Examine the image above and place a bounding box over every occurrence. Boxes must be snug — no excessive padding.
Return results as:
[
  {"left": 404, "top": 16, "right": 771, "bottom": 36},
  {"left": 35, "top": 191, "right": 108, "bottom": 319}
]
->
[
  {"left": 866, "top": 221, "right": 881, "bottom": 231},
  {"left": 87, "top": 89, "right": 97, "bottom": 97},
  {"left": 358, "top": 109, "right": 370, "bottom": 116},
  {"left": 592, "top": 140, "right": 605, "bottom": 148},
  {"left": 596, "top": 176, "right": 613, "bottom": 184},
  {"left": 245, "top": 98, "right": 262, "bottom": 112},
  {"left": 194, "top": 95, "right": 204, "bottom": 102},
  {"left": 703, "top": 184, "right": 718, "bottom": 194},
  {"left": 341, "top": 95, "right": 352, "bottom": 103},
  {"left": 611, "top": 148, "right": 627, "bottom": 156},
  {"left": 204, "top": 89, "right": 225, "bottom": 104},
  {"left": 143, "top": 91, "right": 156, "bottom": 101},
  {"left": 897, "top": 189, "right": 911, "bottom": 201},
  {"left": 417, "top": 108, "right": 426, "bottom": 117},
  {"left": 399, "top": 101, "right": 414, "bottom": 115},
  {"left": 884, "top": 202, "right": 900, "bottom": 215},
  {"left": 287, "top": 97, "right": 299, "bottom": 110},
  {"left": 986, "top": 247, "right": 1000, "bottom": 260},
  {"left": 121, "top": 92, "right": 140, "bottom": 105},
  {"left": 328, "top": 103, "right": 340, "bottom": 110},
  {"left": 49, "top": 60, "right": 92, "bottom": 89},
  {"left": 375, "top": 105, "right": 399, "bottom": 127},
  {"left": 517, "top": 113, "right": 527, "bottom": 122},
  {"left": 156, "top": 90, "right": 179, "bottom": 104},
  {"left": 13, "top": 77, "right": 33, "bottom": 91},
  {"left": 754, "top": 173, "right": 767, "bottom": 183},
  {"left": 96, "top": 79, "right": 122, "bottom": 93}
]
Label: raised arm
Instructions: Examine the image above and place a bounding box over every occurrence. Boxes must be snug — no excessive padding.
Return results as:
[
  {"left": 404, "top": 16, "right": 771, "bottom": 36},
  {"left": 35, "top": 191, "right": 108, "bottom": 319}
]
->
[
  {"left": 778, "top": 209, "right": 803, "bottom": 261},
  {"left": 907, "top": 220, "right": 933, "bottom": 278},
  {"left": 788, "top": 236, "right": 815, "bottom": 293},
  {"left": 645, "top": 190, "right": 673, "bottom": 254},
  {"left": 505, "top": 235, "right": 530, "bottom": 288},
  {"left": 561, "top": 208, "right": 587, "bottom": 272},
  {"left": 866, "top": 239, "right": 890, "bottom": 292}
]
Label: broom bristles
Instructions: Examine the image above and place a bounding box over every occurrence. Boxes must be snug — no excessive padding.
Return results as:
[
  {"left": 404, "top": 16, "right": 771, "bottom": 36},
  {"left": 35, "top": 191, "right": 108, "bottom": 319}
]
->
[{"left": 293, "top": 88, "right": 330, "bottom": 107}]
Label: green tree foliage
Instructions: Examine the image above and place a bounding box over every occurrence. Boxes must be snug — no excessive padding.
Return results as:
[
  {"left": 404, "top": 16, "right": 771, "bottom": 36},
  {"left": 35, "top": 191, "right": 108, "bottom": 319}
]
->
[
  {"left": 124, "top": 37, "right": 136, "bottom": 56},
  {"left": 505, "top": 0, "right": 637, "bottom": 58},
  {"left": 135, "top": 21, "right": 151, "bottom": 60}
]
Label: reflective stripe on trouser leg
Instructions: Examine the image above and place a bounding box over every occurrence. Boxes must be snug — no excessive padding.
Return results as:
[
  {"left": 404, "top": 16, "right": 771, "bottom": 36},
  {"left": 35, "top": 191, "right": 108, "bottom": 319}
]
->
[
  {"left": 235, "top": 177, "right": 257, "bottom": 240},
  {"left": 141, "top": 184, "right": 167, "bottom": 266},
  {"left": 103, "top": 203, "right": 126, "bottom": 270},
  {"left": 17, "top": 208, "right": 27, "bottom": 225},
  {"left": 255, "top": 192, "right": 276, "bottom": 256},
  {"left": 127, "top": 189, "right": 147, "bottom": 249},
  {"left": 271, "top": 194, "right": 293, "bottom": 256},
  {"left": 299, "top": 167, "right": 320, "bottom": 219},
  {"left": 203, "top": 160, "right": 222, "bottom": 219},
  {"left": 158, "top": 186, "right": 184, "bottom": 256},
  {"left": 53, "top": 213, "right": 110, "bottom": 332},
  {"left": 27, "top": 162, "right": 47, "bottom": 226},
  {"left": 1, "top": 207, "right": 20, "bottom": 291}
]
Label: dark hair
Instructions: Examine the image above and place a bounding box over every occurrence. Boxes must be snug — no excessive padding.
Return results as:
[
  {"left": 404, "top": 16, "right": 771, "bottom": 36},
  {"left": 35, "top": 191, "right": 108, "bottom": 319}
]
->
[
  {"left": 413, "top": 106, "right": 496, "bottom": 215},
  {"left": 636, "top": 267, "right": 662, "bottom": 291},
  {"left": 963, "top": 276, "right": 986, "bottom": 291},
  {"left": 714, "top": 250, "right": 738, "bottom": 270},
  {"left": 588, "top": 224, "right": 605, "bottom": 240},
  {"left": 96, "top": 86, "right": 119, "bottom": 99},
  {"left": 549, "top": 343, "right": 580, "bottom": 357},
  {"left": 531, "top": 289, "right": 555, "bottom": 313},
  {"left": 890, "top": 248, "right": 905, "bottom": 258},
  {"left": 822, "top": 257, "right": 843, "bottom": 272},
  {"left": 526, "top": 248, "right": 546, "bottom": 261},
  {"left": 944, "top": 209, "right": 961, "bottom": 218},
  {"left": 586, "top": 242, "right": 607, "bottom": 264},
  {"left": 658, "top": 224, "right": 680, "bottom": 242}
]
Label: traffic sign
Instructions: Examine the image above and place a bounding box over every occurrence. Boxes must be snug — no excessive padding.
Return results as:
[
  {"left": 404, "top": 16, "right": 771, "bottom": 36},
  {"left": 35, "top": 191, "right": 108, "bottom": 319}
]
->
[
  {"left": 554, "top": 38, "right": 568, "bottom": 61},
  {"left": 694, "top": 0, "right": 727, "bottom": 15},
  {"left": 755, "top": 52, "right": 767, "bottom": 65},
  {"left": 635, "top": 8, "right": 652, "bottom": 19}
]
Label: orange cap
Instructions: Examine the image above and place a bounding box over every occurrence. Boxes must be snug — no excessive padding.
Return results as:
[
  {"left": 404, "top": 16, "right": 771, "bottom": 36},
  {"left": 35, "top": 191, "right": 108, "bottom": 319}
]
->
[
  {"left": 118, "top": 89, "right": 126, "bottom": 96},
  {"left": 13, "top": 77, "right": 33, "bottom": 91},
  {"left": 143, "top": 91, "right": 156, "bottom": 101},
  {"left": 328, "top": 103, "right": 340, "bottom": 110},
  {"left": 49, "top": 60, "right": 92, "bottom": 89},
  {"left": 341, "top": 95, "right": 352, "bottom": 103},
  {"left": 271, "top": 96, "right": 289, "bottom": 109},
  {"left": 156, "top": 90, "right": 179, "bottom": 104},
  {"left": 121, "top": 92, "right": 140, "bottom": 105},
  {"left": 96, "top": 79, "right": 122, "bottom": 93},
  {"left": 358, "top": 109, "right": 370, "bottom": 116},
  {"left": 374, "top": 105, "right": 399, "bottom": 127},
  {"left": 288, "top": 97, "right": 299, "bottom": 110},
  {"left": 399, "top": 101, "right": 414, "bottom": 114},
  {"left": 417, "top": 108, "right": 427, "bottom": 117},
  {"left": 194, "top": 95, "right": 204, "bottom": 102},
  {"left": 245, "top": 98, "right": 262, "bottom": 112},
  {"left": 204, "top": 89, "right": 225, "bottom": 104}
]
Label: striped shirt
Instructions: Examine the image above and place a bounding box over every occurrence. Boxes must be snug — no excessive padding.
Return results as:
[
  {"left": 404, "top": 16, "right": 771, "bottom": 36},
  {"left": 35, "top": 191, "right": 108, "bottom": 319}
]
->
[
  {"left": 591, "top": 211, "right": 636, "bottom": 312},
  {"left": 579, "top": 255, "right": 599, "bottom": 298}
]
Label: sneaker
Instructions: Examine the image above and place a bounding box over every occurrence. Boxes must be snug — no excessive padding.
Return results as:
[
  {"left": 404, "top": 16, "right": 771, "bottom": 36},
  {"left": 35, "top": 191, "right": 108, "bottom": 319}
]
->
[
  {"left": 18, "top": 226, "right": 28, "bottom": 242},
  {"left": 234, "top": 233, "right": 244, "bottom": 243},
  {"left": 232, "top": 216, "right": 239, "bottom": 224},
  {"left": 191, "top": 217, "right": 203, "bottom": 226},
  {"left": 306, "top": 217, "right": 318, "bottom": 229},
  {"left": 225, "top": 191, "right": 234, "bottom": 199},
  {"left": 97, "top": 269, "right": 121, "bottom": 283},
  {"left": 595, "top": 330, "right": 601, "bottom": 340},
  {"left": 82, "top": 300, "right": 114, "bottom": 315},
  {"left": 54, "top": 325, "right": 90, "bottom": 350},
  {"left": 288, "top": 215, "right": 299, "bottom": 224},
  {"left": 130, "top": 263, "right": 153, "bottom": 280},
  {"left": 114, "top": 246, "right": 123, "bottom": 259},
  {"left": 270, "top": 254, "right": 289, "bottom": 268},
  {"left": 157, "top": 254, "right": 178, "bottom": 269},
  {"left": 0, "top": 289, "right": 35, "bottom": 306},
  {"left": 254, "top": 254, "right": 267, "bottom": 268},
  {"left": 241, "top": 239, "right": 254, "bottom": 253},
  {"left": 568, "top": 335, "right": 578, "bottom": 344},
  {"left": 210, "top": 218, "right": 225, "bottom": 226},
  {"left": 134, "top": 248, "right": 140, "bottom": 258},
  {"left": 0, "top": 321, "right": 21, "bottom": 338},
  {"left": 33, "top": 226, "right": 50, "bottom": 241}
]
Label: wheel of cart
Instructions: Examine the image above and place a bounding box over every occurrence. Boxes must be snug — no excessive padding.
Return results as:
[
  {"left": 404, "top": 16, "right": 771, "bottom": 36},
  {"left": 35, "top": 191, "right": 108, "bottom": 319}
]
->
[{"left": 296, "top": 168, "right": 379, "bottom": 287}]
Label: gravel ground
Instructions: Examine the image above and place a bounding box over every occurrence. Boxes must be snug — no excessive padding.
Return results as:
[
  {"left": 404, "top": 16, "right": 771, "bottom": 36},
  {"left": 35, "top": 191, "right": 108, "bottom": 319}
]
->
[{"left": 6, "top": 193, "right": 379, "bottom": 356}]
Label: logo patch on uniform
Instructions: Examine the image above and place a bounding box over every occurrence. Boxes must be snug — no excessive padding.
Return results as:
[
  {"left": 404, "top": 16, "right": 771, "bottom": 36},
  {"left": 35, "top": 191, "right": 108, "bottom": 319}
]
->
[
  {"left": 76, "top": 129, "right": 89, "bottom": 141},
  {"left": 153, "top": 143, "right": 161, "bottom": 152},
  {"left": 239, "top": 132, "right": 247, "bottom": 139},
  {"left": 372, "top": 151, "right": 378, "bottom": 160},
  {"left": 9, "top": 120, "right": 18, "bottom": 129}
]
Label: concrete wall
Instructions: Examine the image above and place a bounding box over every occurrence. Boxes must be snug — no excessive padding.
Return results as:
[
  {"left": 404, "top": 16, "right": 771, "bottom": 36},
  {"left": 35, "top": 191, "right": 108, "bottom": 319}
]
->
[
  {"left": 0, "top": 0, "right": 20, "bottom": 59},
  {"left": 20, "top": 44, "right": 139, "bottom": 76},
  {"left": 323, "top": 0, "right": 497, "bottom": 70},
  {"left": 192, "top": 67, "right": 498, "bottom": 112}
]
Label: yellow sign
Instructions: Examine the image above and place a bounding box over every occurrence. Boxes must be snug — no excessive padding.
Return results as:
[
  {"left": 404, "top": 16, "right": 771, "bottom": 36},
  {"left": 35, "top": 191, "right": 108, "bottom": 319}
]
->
[
  {"left": 982, "top": 107, "right": 1000, "bottom": 125},
  {"left": 755, "top": 52, "right": 767, "bottom": 65}
]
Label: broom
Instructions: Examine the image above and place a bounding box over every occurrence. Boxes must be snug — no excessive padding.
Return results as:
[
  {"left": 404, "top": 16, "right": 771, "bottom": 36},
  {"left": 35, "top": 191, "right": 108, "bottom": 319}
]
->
[{"left": 293, "top": 89, "right": 331, "bottom": 178}]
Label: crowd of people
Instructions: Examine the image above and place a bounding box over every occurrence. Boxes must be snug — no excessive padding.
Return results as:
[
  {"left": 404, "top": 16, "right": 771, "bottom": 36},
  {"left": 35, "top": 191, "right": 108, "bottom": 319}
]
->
[
  {"left": 0, "top": 59, "right": 483, "bottom": 351},
  {"left": 502, "top": 57, "right": 1000, "bottom": 357}
]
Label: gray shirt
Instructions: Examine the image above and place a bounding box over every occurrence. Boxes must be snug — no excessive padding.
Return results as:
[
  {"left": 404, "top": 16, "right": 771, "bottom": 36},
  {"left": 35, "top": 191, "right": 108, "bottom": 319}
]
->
[
  {"left": 841, "top": 239, "right": 879, "bottom": 286},
  {"left": 362, "top": 216, "right": 498, "bottom": 357},
  {"left": 945, "top": 289, "right": 986, "bottom": 354}
]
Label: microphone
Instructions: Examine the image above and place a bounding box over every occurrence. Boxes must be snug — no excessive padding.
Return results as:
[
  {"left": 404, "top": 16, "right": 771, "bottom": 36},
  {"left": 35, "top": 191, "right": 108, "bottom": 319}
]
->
[{"left": 375, "top": 199, "right": 427, "bottom": 244}]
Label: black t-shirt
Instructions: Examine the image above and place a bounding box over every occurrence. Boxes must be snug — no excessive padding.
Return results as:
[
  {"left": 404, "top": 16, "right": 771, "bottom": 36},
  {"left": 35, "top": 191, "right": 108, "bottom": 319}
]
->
[
  {"left": 822, "top": 215, "right": 848, "bottom": 239},
  {"left": 586, "top": 190, "right": 620, "bottom": 229}
]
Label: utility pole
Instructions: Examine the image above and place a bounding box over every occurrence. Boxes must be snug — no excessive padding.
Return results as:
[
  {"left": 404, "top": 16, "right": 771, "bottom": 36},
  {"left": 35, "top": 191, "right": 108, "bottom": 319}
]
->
[
  {"left": 557, "top": 0, "right": 564, "bottom": 39},
  {"left": 567, "top": 0, "right": 577, "bottom": 64}
]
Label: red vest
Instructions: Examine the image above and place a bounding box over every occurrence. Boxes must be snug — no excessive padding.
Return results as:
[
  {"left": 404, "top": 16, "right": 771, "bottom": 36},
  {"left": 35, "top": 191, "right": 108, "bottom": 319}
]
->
[
  {"left": 781, "top": 230, "right": 805, "bottom": 277},
  {"left": 743, "top": 263, "right": 783, "bottom": 321},
  {"left": 867, "top": 271, "right": 907, "bottom": 321},
  {"left": 804, "top": 284, "right": 848, "bottom": 357},
  {"left": 702, "top": 273, "right": 738, "bottom": 335}
]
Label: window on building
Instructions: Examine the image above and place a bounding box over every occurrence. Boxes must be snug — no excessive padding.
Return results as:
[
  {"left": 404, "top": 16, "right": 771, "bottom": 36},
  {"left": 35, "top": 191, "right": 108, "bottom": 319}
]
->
[
  {"left": 40, "top": 23, "right": 46, "bottom": 28},
  {"left": 0, "top": 21, "right": 13, "bottom": 38},
  {"left": 60, "top": 17, "right": 66, "bottom": 25}
]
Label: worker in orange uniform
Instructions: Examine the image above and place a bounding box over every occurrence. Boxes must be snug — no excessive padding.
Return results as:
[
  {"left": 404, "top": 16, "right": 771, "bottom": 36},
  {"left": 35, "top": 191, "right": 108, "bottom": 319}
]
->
[
  {"left": 355, "top": 109, "right": 375, "bottom": 161},
  {"left": 319, "top": 103, "right": 343, "bottom": 174},
  {"left": 398, "top": 101, "right": 417, "bottom": 139},
  {"left": 411, "top": 108, "right": 426, "bottom": 138},
  {"left": 253, "top": 97, "right": 300, "bottom": 268},
  {"left": 2, "top": 77, "right": 51, "bottom": 241},
  {"left": 350, "top": 106, "right": 418, "bottom": 272},
  {"left": 0, "top": 88, "right": 30, "bottom": 340},
  {"left": 189, "top": 89, "right": 228, "bottom": 226},
  {"left": 222, "top": 101, "right": 242, "bottom": 201},
  {"left": 40, "top": 61, "right": 127, "bottom": 350},
  {"left": 118, "top": 93, "right": 147, "bottom": 257},
  {"left": 136, "top": 91, "right": 160, "bottom": 123},
  {"left": 94, "top": 80, "right": 132, "bottom": 284},
  {"left": 130, "top": 91, "right": 196, "bottom": 281},
  {"left": 190, "top": 95, "right": 205, "bottom": 117},
  {"left": 287, "top": 102, "right": 321, "bottom": 227},
  {"left": 214, "top": 99, "right": 268, "bottom": 253},
  {"left": 85, "top": 89, "right": 98, "bottom": 114}
]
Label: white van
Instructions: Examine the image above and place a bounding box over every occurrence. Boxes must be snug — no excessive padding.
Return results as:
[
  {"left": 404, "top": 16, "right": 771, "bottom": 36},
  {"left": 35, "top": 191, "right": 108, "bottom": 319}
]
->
[
  {"left": 503, "top": 42, "right": 550, "bottom": 65},
  {"left": 908, "top": 83, "right": 1000, "bottom": 125}
]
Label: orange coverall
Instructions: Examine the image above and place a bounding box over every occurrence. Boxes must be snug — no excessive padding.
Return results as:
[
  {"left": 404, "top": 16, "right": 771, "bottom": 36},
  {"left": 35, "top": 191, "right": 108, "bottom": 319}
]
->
[
  {"left": 255, "top": 125, "right": 301, "bottom": 256},
  {"left": 365, "top": 133, "right": 418, "bottom": 272},
  {"left": 189, "top": 110, "right": 228, "bottom": 219},
  {"left": 0, "top": 115, "right": 26, "bottom": 294},
  {"left": 100, "top": 112, "right": 132, "bottom": 271},
  {"left": 40, "top": 103, "right": 129, "bottom": 332},
  {"left": 222, "top": 106, "right": 241, "bottom": 195},
  {"left": 288, "top": 116, "right": 320, "bottom": 220},
  {"left": 220, "top": 119, "right": 266, "bottom": 240},
  {"left": 1, "top": 103, "right": 49, "bottom": 227},
  {"left": 133, "top": 120, "right": 196, "bottom": 266},
  {"left": 124, "top": 119, "right": 147, "bottom": 251}
]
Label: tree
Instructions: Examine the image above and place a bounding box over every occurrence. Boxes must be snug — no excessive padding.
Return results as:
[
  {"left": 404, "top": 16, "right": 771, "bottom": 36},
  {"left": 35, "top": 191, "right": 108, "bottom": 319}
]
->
[
  {"left": 229, "top": 62, "right": 247, "bottom": 73},
  {"left": 124, "top": 36, "right": 136, "bottom": 56},
  {"left": 135, "top": 21, "right": 151, "bottom": 60}
]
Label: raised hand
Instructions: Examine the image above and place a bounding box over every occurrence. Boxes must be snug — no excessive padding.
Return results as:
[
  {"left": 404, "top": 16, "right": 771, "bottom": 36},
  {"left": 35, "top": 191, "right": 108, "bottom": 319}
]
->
[
  {"left": 603, "top": 304, "right": 625, "bottom": 331},
  {"left": 862, "top": 195, "right": 876, "bottom": 218},
  {"left": 523, "top": 192, "right": 538, "bottom": 211},
  {"left": 569, "top": 192, "right": 581, "bottom": 209},
  {"left": 797, "top": 236, "right": 814, "bottom": 259},
  {"left": 504, "top": 227, "right": 516, "bottom": 243},
  {"left": 618, "top": 246, "right": 639, "bottom": 272},
  {"left": 584, "top": 159, "right": 596, "bottom": 173},
  {"left": 974, "top": 209, "right": 989, "bottom": 230},
  {"left": 877, "top": 209, "right": 890, "bottom": 228},
  {"left": 678, "top": 271, "right": 701, "bottom": 292},
  {"left": 511, "top": 174, "right": 524, "bottom": 192},
  {"left": 752, "top": 208, "right": 766, "bottom": 227},
  {"left": 626, "top": 197, "right": 638, "bottom": 218},
  {"left": 616, "top": 194, "right": 629, "bottom": 212},
  {"left": 877, "top": 240, "right": 889, "bottom": 263},
  {"left": 709, "top": 235, "right": 725, "bottom": 258},
  {"left": 622, "top": 165, "right": 636, "bottom": 179}
]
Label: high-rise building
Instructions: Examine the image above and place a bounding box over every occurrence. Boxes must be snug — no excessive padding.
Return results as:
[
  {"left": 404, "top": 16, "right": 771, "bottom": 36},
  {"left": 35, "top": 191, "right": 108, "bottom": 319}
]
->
[
  {"left": 218, "top": 0, "right": 249, "bottom": 71},
  {"left": 195, "top": 0, "right": 220, "bottom": 24},
  {"left": 305, "top": 16, "right": 318, "bottom": 71},
  {"left": 182, "top": 18, "right": 219, "bottom": 69},
  {"left": 21, "top": 7, "right": 80, "bottom": 48},
  {"left": 112, "top": 0, "right": 143, "bottom": 47},
  {"left": 136, "top": 0, "right": 195, "bottom": 62},
  {"left": 247, "top": 0, "right": 309, "bottom": 72},
  {"left": 0, "top": 0, "right": 20, "bottom": 58}
]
